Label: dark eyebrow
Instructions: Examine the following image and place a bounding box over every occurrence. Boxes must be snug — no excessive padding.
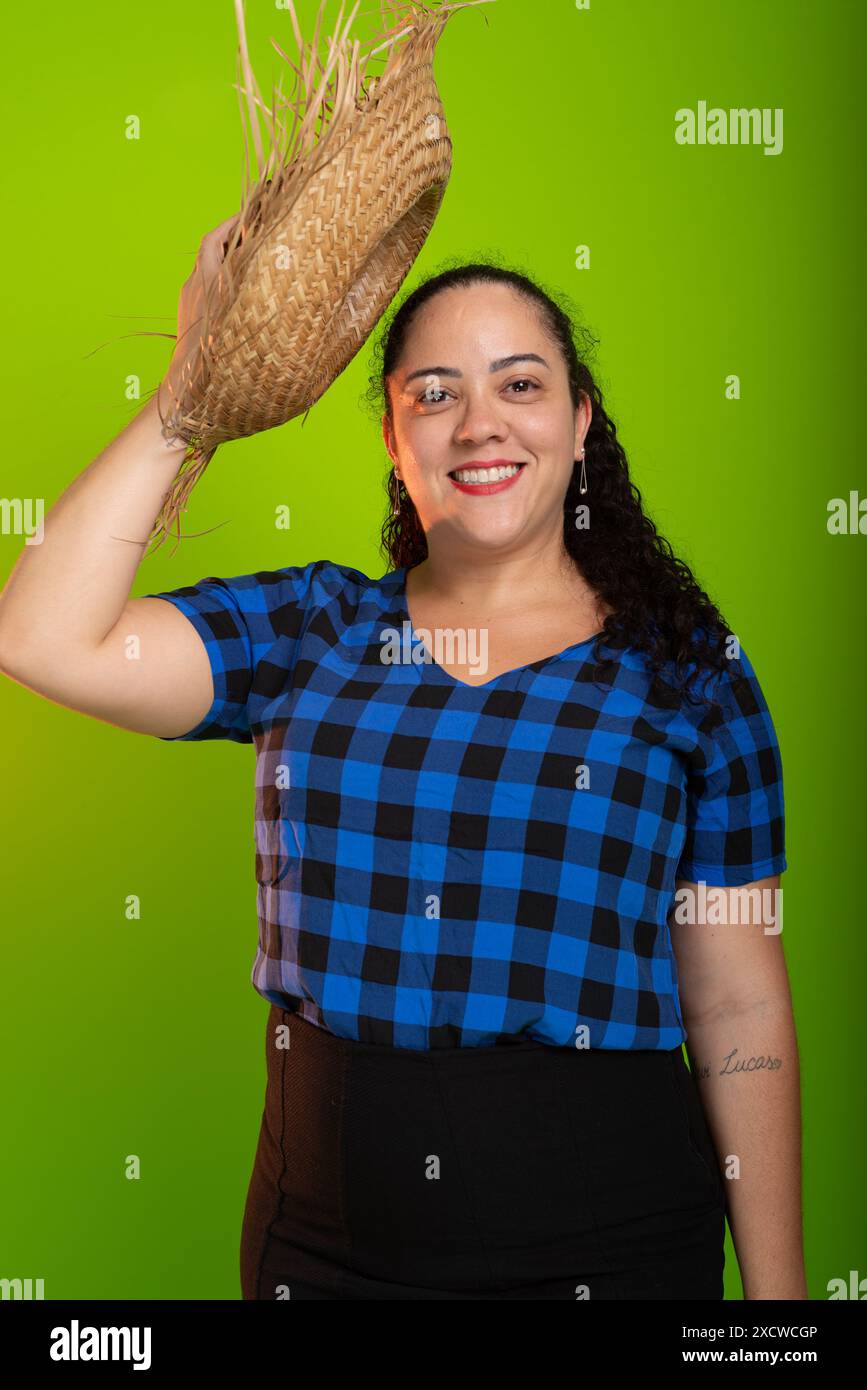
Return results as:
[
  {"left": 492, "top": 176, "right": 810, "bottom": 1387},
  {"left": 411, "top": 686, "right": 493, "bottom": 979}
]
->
[{"left": 402, "top": 353, "right": 550, "bottom": 386}]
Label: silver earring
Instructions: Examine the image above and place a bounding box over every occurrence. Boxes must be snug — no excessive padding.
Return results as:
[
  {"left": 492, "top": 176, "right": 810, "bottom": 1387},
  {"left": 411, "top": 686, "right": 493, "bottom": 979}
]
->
[
  {"left": 579, "top": 447, "right": 587, "bottom": 495},
  {"left": 392, "top": 472, "right": 403, "bottom": 516}
]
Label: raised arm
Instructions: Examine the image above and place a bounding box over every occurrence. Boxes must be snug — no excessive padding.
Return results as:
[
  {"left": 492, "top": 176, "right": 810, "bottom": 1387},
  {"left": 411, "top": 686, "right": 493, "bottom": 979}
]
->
[{"left": 0, "top": 215, "right": 240, "bottom": 739}]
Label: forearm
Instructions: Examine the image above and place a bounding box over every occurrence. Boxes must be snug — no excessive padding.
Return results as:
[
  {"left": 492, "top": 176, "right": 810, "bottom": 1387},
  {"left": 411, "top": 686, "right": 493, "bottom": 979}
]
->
[
  {"left": 683, "top": 994, "right": 807, "bottom": 1299},
  {"left": 0, "top": 390, "right": 187, "bottom": 657}
]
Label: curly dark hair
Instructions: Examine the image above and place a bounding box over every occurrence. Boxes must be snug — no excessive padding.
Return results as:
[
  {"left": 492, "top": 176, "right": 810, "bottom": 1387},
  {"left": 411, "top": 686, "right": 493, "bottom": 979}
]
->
[{"left": 363, "top": 255, "right": 733, "bottom": 709}]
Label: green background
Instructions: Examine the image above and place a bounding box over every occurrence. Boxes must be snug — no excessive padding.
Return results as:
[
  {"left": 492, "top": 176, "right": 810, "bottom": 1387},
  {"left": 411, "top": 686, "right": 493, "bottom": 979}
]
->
[{"left": 1, "top": 0, "right": 863, "bottom": 1300}]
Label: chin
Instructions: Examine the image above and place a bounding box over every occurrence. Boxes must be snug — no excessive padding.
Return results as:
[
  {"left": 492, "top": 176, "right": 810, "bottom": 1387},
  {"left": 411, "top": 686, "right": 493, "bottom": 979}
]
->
[{"left": 454, "top": 518, "right": 529, "bottom": 548}]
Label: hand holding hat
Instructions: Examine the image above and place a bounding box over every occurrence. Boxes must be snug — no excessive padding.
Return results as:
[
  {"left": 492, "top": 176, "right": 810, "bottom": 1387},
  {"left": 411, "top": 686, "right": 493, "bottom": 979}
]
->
[{"left": 150, "top": 0, "right": 495, "bottom": 553}]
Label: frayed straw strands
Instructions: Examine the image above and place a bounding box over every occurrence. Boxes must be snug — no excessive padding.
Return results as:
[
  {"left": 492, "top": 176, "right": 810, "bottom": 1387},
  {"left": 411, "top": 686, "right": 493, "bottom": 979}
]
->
[{"left": 152, "top": 0, "right": 494, "bottom": 552}]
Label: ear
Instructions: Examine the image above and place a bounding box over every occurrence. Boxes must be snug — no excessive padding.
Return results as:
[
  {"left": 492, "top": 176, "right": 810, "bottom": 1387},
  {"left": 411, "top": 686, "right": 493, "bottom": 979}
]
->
[
  {"left": 381, "top": 413, "right": 398, "bottom": 466},
  {"left": 573, "top": 390, "right": 592, "bottom": 456}
]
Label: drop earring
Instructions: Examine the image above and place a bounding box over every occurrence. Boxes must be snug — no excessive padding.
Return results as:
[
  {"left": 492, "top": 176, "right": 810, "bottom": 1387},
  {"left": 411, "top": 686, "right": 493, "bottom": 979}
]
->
[
  {"left": 392, "top": 470, "right": 403, "bottom": 516},
  {"left": 579, "top": 446, "right": 587, "bottom": 495}
]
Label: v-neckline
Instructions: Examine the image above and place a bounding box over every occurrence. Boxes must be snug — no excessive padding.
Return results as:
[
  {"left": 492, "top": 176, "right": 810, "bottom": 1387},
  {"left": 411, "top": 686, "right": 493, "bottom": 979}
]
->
[{"left": 388, "top": 566, "right": 607, "bottom": 692}]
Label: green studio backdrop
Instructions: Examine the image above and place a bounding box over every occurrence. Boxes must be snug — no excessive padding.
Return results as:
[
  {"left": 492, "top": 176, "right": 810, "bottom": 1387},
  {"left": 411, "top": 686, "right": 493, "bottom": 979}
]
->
[{"left": 0, "top": 0, "right": 864, "bottom": 1300}]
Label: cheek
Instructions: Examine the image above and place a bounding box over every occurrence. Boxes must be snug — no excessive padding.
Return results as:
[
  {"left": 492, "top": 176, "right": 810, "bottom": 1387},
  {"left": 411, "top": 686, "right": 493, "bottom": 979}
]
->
[
  {"left": 517, "top": 410, "right": 572, "bottom": 453},
  {"left": 399, "top": 422, "right": 449, "bottom": 479}
]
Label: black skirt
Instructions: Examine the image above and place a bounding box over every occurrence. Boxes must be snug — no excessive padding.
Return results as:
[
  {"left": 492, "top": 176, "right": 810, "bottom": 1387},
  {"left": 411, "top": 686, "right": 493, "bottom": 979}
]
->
[{"left": 240, "top": 1006, "right": 726, "bottom": 1300}]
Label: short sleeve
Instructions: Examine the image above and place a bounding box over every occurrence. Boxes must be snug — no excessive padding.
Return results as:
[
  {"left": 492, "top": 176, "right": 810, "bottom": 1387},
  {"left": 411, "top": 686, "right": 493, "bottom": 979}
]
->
[
  {"left": 677, "top": 645, "right": 787, "bottom": 886},
  {"left": 141, "top": 561, "right": 325, "bottom": 743}
]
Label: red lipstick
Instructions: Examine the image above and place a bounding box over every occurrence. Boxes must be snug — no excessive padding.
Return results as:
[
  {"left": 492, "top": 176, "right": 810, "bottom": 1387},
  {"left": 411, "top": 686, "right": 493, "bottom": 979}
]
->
[{"left": 447, "top": 460, "right": 527, "bottom": 496}]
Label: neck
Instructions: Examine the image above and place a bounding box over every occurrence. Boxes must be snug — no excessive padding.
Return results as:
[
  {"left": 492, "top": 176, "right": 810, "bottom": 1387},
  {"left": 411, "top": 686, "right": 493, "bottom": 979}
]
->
[{"left": 406, "top": 536, "right": 600, "bottom": 621}]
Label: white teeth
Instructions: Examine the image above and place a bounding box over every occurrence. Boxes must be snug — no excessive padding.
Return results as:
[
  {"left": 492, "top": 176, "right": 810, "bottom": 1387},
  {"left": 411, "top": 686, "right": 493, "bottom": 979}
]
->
[{"left": 451, "top": 463, "right": 522, "bottom": 484}]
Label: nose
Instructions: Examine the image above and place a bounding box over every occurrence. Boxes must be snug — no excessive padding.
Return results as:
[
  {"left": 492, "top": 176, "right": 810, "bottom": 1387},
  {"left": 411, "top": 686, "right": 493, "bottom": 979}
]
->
[{"left": 453, "top": 384, "right": 509, "bottom": 446}]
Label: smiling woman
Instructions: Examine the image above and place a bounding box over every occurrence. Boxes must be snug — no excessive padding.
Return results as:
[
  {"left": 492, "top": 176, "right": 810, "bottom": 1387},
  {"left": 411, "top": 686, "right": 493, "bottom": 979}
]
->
[
  {"left": 0, "top": 249, "right": 799, "bottom": 1301},
  {"left": 370, "top": 263, "right": 733, "bottom": 693}
]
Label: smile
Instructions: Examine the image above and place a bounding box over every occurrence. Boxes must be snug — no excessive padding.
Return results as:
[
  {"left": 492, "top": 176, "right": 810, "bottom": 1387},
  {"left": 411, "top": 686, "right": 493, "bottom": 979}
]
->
[{"left": 448, "top": 461, "right": 527, "bottom": 495}]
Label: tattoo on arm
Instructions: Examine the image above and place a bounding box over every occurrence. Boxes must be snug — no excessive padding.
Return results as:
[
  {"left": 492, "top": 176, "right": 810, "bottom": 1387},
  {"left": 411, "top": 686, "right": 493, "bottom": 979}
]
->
[{"left": 691, "top": 1047, "right": 783, "bottom": 1079}]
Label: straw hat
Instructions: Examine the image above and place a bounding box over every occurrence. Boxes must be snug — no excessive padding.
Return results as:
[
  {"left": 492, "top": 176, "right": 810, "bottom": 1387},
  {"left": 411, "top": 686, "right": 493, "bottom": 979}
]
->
[{"left": 152, "top": 0, "right": 493, "bottom": 551}]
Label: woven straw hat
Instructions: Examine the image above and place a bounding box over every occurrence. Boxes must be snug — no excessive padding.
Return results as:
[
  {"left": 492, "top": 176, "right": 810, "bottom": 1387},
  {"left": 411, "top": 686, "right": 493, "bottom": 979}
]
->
[{"left": 152, "top": 0, "right": 493, "bottom": 551}]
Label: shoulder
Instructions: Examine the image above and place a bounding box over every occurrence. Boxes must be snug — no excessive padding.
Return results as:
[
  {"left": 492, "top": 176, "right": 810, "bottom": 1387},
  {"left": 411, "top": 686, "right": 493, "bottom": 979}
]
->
[
  {"left": 147, "top": 560, "right": 402, "bottom": 653},
  {"left": 290, "top": 559, "right": 398, "bottom": 604},
  {"left": 203, "top": 559, "right": 398, "bottom": 620},
  {"left": 643, "top": 624, "right": 772, "bottom": 715},
  {"left": 688, "top": 635, "right": 775, "bottom": 730},
  {"left": 675, "top": 633, "right": 784, "bottom": 784}
]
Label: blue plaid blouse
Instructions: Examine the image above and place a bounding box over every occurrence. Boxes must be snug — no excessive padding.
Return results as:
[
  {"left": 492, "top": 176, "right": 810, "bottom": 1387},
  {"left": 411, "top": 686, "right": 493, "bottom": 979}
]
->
[{"left": 145, "top": 560, "right": 787, "bottom": 1051}]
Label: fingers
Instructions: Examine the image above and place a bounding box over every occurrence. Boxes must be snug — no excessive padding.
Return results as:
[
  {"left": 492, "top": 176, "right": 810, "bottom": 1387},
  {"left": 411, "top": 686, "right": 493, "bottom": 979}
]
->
[
  {"left": 210, "top": 212, "right": 242, "bottom": 259},
  {"left": 197, "top": 213, "right": 242, "bottom": 276}
]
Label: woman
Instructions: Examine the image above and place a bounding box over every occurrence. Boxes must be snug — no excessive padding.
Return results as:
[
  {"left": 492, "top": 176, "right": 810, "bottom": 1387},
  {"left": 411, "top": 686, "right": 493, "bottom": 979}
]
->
[{"left": 0, "top": 220, "right": 805, "bottom": 1300}]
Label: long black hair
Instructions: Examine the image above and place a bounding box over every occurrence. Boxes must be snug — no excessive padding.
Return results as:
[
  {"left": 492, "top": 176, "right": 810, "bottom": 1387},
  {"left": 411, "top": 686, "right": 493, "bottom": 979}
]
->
[{"left": 363, "top": 256, "right": 732, "bottom": 708}]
